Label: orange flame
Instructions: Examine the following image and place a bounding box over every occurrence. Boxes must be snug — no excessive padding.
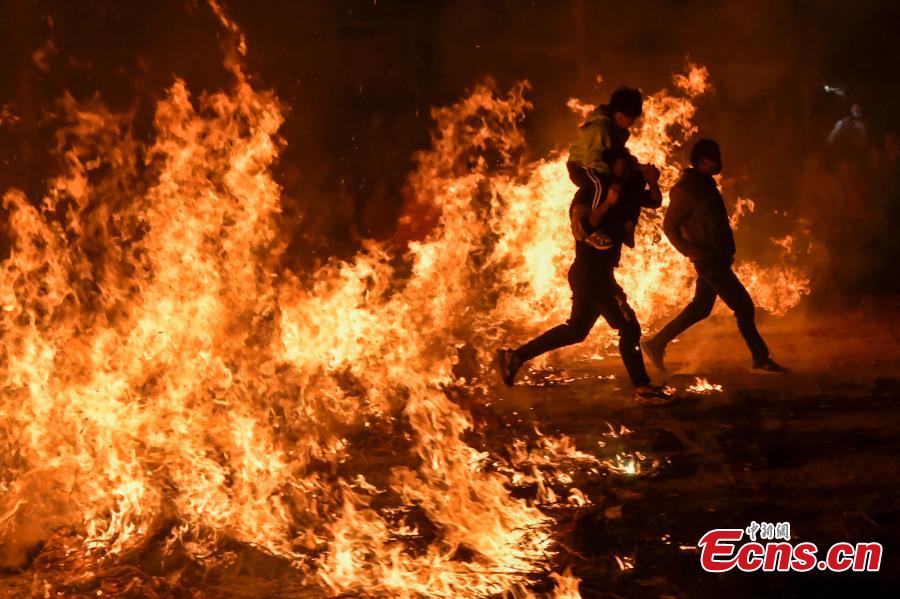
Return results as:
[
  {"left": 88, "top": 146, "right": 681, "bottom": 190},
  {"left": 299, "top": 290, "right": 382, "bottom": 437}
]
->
[{"left": 687, "top": 377, "right": 724, "bottom": 394}]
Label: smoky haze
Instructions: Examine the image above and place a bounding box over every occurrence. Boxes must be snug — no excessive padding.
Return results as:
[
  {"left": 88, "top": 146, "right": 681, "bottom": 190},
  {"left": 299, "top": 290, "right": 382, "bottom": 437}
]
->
[{"left": 1, "top": 0, "right": 898, "bottom": 292}]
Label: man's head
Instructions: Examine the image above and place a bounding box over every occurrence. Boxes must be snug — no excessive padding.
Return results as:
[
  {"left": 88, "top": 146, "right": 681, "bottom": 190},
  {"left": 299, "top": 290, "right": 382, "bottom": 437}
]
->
[
  {"left": 690, "top": 138, "right": 722, "bottom": 175},
  {"left": 602, "top": 146, "right": 636, "bottom": 180},
  {"left": 851, "top": 103, "right": 863, "bottom": 119},
  {"left": 608, "top": 86, "right": 643, "bottom": 129}
]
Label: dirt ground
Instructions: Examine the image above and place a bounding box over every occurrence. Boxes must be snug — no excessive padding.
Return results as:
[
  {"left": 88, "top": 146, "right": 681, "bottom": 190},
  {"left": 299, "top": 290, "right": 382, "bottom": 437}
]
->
[{"left": 489, "top": 296, "right": 900, "bottom": 597}]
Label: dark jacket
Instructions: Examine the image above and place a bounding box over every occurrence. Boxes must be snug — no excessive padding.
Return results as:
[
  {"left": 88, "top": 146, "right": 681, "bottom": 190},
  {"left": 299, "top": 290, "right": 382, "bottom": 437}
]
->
[{"left": 663, "top": 168, "right": 736, "bottom": 265}]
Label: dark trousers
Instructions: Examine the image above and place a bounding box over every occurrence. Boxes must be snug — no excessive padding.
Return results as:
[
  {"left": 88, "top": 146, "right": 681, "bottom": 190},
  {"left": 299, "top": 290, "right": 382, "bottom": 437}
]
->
[
  {"left": 515, "top": 270, "right": 651, "bottom": 387},
  {"left": 654, "top": 262, "right": 770, "bottom": 364}
]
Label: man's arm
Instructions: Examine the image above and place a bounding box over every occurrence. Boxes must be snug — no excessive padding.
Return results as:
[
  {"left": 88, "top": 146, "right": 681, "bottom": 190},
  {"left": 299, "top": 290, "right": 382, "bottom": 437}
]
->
[
  {"left": 634, "top": 185, "right": 661, "bottom": 210},
  {"left": 827, "top": 118, "right": 845, "bottom": 145},
  {"left": 644, "top": 182, "right": 663, "bottom": 208},
  {"left": 663, "top": 186, "right": 700, "bottom": 259},
  {"left": 637, "top": 164, "right": 663, "bottom": 208}
]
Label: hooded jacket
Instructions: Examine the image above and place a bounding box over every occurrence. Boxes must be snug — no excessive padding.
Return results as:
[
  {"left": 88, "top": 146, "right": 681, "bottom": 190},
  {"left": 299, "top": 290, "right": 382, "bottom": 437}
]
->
[
  {"left": 567, "top": 106, "right": 630, "bottom": 173},
  {"left": 663, "top": 168, "right": 736, "bottom": 265}
]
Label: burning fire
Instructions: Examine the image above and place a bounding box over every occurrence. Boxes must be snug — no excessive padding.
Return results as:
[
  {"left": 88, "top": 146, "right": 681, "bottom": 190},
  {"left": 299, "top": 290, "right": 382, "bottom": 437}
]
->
[
  {"left": 687, "top": 377, "right": 724, "bottom": 394},
  {"left": 0, "top": 3, "right": 809, "bottom": 596}
]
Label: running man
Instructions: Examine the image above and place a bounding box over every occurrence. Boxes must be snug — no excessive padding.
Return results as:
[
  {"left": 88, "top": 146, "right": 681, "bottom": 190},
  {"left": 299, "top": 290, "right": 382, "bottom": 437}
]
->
[
  {"left": 497, "top": 135, "right": 673, "bottom": 405},
  {"left": 642, "top": 139, "right": 788, "bottom": 374}
]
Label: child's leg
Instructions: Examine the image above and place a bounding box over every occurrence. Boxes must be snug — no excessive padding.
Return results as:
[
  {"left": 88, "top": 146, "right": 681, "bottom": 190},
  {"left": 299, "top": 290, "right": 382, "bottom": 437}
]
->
[
  {"left": 566, "top": 162, "right": 601, "bottom": 210},
  {"left": 565, "top": 164, "right": 614, "bottom": 250}
]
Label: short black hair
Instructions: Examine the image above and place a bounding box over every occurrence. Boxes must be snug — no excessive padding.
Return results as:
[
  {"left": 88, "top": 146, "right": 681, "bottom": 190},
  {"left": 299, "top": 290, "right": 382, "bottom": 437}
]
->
[
  {"left": 608, "top": 86, "right": 643, "bottom": 118},
  {"left": 690, "top": 138, "right": 721, "bottom": 167}
]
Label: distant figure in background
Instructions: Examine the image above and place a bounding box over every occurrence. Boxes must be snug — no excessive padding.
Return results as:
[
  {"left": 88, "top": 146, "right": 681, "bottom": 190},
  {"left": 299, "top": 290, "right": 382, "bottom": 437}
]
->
[
  {"left": 828, "top": 102, "right": 868, "bottom": 153},
  {"left": 497, "top": 136, "right": 674, "bottom": 406},
  {"left": 643, "top": 139, "right": 788, "bottom": 375}
]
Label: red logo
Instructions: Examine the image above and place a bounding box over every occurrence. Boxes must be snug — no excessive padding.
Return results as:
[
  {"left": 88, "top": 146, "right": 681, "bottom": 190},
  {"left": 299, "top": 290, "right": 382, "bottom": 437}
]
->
[{"left": 698, "top": 525, "right": 881, "bottom": 573}]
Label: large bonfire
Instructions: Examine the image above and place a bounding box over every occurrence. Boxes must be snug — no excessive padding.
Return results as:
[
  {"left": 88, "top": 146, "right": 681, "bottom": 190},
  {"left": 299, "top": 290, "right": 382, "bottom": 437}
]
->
[{"left": 0, "top": 2, "right": 808, "bottom": 597}]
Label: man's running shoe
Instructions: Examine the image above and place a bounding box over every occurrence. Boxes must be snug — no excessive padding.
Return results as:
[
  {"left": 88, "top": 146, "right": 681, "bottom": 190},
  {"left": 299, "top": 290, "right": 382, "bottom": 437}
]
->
[
  {"left": 496, "top": 348, "right": 522, "bottom": 387},
  {"left": 751, "top": 358, "right": 789, "bottom": 374},
  {"left": 641, "top": 337, "right": 667, "bottom": 374},
  {"left": 633, "top": 384, "right": 675, "bottom": 406}
]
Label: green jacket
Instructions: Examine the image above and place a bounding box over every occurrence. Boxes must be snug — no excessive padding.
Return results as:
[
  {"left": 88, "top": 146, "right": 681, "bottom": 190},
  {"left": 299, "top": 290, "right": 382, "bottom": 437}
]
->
[{"left": 567, "top": 106, "right": 630, "bottom": 173}]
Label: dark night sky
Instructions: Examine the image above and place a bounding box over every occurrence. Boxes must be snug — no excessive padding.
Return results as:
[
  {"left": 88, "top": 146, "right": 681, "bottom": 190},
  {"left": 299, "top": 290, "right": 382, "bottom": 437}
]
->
[{"left": 1, "top": 0, "right": 898, "bottom": 246}]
